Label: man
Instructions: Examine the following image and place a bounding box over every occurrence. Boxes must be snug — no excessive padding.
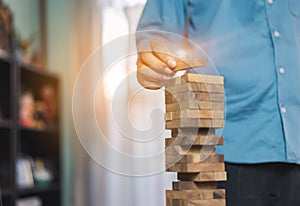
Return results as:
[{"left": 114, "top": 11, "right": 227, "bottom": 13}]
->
[{"left": 136, "top": 0, "right": 300, "bottom": 205}]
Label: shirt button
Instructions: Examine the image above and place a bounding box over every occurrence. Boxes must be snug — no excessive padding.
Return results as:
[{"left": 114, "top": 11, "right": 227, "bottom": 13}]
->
[
  {"left": 274, "top": 31, "right": 280, "bottom": 38},
  {"left": 281, "top": 106, "right": 287, "bottom": 114},
  {"left": 268, "top": 0, "right": 273, "bottom": 4},
  {"left": 279, "top": 67, "right": 285, "bottom": 74}
]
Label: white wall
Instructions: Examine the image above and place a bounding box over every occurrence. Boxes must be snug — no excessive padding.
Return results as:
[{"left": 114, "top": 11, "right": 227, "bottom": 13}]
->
[{"left": 46, "top": 1, "right": 73, "bottom": 206}]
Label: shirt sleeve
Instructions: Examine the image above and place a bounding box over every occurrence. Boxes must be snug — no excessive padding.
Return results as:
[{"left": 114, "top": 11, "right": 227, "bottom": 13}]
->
[{"left": 136, "top": 0, "right": 188, "bottom": 51}]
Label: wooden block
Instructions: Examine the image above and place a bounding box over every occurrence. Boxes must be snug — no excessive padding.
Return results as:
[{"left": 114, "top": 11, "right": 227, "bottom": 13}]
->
[
  {"left": 166, "top": 199, "right": 182, "bottom": 206},
  {"left": 167, "top": 199, "right": 226, "bottom": 206},
  {"left": 178, "top": 171, "right": 227, "bottom": 182},
  {"left": 166, "top": 119, "right": 211, "bottom": 129},
  {"left": 194, "top": 93, "right": 224, "bottom": 102},
  {"left": 165, "top": 91, "right": 224, "bottom": 104},
  {"left": 189, "top": 199, "right": 226, "bottom": 206},
  {"left": 165, "top": 119, "right": 224, "bottom": 129},
  {"left": 165, "top": 154, "right": 224, "bottom": 164},
  {"left": 166, "top": 163, "right": 225, "bottom": 173},
  {"left": 165, "top": 110, "right": 224, "bottom": 121},
  {"left": 173, "top": 58, "right": 206, "bottom": 72},
  {"left": 171, "top": 128, "right": 215, "bottom": 137},
  {"left": 166, "top": 198, "right": 172, "bottom": 206},
  {"left": 172, "top": 181, "right": 217, "bottom": 190},
  {"left": 166, "top": 190, "right": 214, "bottom": 200},
  {"left": 165, "top": 73, "right": 224, "bottom": 87},
  {"left": 165, "top": 136, "right": 224, "bottom": 147},
  {"left": 166, "top": 189, "right": 225, "bottom": 200},
  {"left": 166, "top": 83, "right": 224, "bottom": 94},
  {"left": 182, "top": 74, "right": 224, "bottom": 85},
  {"left": 165, "top": 101, "right": 224, "bottom": 112},
  {"left": 151, "top": 42, "right": 205, "bottom": 71},
  {"left": 212, "top": 119, "right": 225, "bottom": 128},
  {"left": 165, "top": 145, "right": 216, "bottom": 156}
]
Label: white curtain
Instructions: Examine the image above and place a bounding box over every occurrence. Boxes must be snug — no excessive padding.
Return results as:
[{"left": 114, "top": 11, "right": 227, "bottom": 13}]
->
[{"left": 66, "top": 0, "right": 176, "bottom": 205}]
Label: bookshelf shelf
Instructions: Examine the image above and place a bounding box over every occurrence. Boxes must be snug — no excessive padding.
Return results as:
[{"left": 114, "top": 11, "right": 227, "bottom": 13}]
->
[{"left": 0, "top": 57, "right": 61, "bottom": 206}]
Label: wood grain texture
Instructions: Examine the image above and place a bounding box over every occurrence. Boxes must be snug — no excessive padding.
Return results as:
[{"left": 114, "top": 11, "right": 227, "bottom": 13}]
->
[
  {"left": 166, "top": 163, "right": 225, "bottom": 173},
  {"left": 173, "top": 58, "right": 206, "bottom": 72},
  {"left": 165, "top": 154, "right": 224, "bottom": 164},
  {"left": 172, "top": 181, "right": 217, "bottom": 190},
  {"left": 171, "top": 128, "right": 215, "bottom": 137},
  {"left": 165, "top": 110, "right": 224, "bottom": 121},
  {"left": 166, "top": 189, "right": 225, "bottom": 200},
  {"left": 167, "top": 198, "right": 226, "bottom": 206},
  {"left": 166, "top": 83, "right": 224, "bottom": 94},
  {"left": 165, "top": 73, "right": 224, "bottom": 86},
  {"left": 165, "top": 119, "right": 224, "bottom": 129},
  {"left": 165, "top": 136, "right": 224, "bottom": 147},
  {"left": 165, "top": 91, "right": 224, "bottom": 104},
  {"left": 165, "top": 145, "right": 216, "bottom": 156},
  {"left": 177, "top": 172, "right": 227, "bottom": 182},
  {"left": 164, "top": 73, "right": 226, "bottom": 206},
  {"left": 165, "top": 101, "right": 224, "bottom": 112}
]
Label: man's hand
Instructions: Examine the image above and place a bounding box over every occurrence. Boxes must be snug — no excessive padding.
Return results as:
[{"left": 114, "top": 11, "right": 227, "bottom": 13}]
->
[{"left": 137, "top": 39, "right": 177, "bottom": 90}]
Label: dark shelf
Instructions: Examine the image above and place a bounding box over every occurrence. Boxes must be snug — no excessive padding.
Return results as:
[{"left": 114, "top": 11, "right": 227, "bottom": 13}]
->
[
  {"left": 0, "top": 57, "right": 61, "bottom": 205},
  {"left": 0, "top": 54, "right": 12, "bottom": 64},
  {"left": 0, "top": 121, "right": 12, "bottom": 129},
  {"left": 0, "top": 129, "right": 11, "bottom": 194},
  {"left": 1, "top": 188, "right": 12, "bottom": 196},
  {"left": 17, "top": 184, "right": 59, "bottom": 196},
  {"left": 19, "top": 126, "right": 57, "bottom": 134},
  {"left": 0, "top": 57, "right": 12, "bottom": 121},
  {"left": 21, "top": 62, "right": 57, "bottom": 79}
]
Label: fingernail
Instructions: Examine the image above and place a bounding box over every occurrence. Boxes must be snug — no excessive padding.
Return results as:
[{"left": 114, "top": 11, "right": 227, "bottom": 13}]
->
[
  {"left": 163, "top": 75, "right": 172, "bottom": 82},
  {"left": 167, "top": 59, "right": 177, "bottom": 68},
  {"left": 165, "top": 67, "right": 174, "bottom": 75}
]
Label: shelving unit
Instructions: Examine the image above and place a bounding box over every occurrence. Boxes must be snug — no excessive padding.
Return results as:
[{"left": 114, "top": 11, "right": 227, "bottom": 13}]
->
[{"left": 0, "top": 57, "right": 61, "bottom": 206}]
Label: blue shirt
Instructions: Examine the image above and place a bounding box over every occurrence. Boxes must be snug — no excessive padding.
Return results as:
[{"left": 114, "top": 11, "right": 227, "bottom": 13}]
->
[{"left": 137, "top": 0, "right": 300, "bottom": 164}]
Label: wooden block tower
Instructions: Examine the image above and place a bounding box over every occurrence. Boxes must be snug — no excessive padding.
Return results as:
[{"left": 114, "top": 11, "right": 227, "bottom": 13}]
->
[{"left": 164, "top": 72, "right": 227, "bottom": 206}]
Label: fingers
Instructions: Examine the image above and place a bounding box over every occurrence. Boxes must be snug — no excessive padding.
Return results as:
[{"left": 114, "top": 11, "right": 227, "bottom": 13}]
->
[
  {"left": 137, "top": 64, "right": 172, "bottom": 90},
  {"left": 138, "top": 49, "right": 175, "bottom": 76},
  {"left": 136, "top": 39, "right": 178, "bottom": 90},
  {"left": 150, "top": 39, "right": 177, "bottom": 69}
]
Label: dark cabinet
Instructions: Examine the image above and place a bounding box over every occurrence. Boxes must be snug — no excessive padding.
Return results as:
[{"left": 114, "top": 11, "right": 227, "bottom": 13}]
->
[{"left": 0, "top": 57, "right": 61, "bottom": 206}]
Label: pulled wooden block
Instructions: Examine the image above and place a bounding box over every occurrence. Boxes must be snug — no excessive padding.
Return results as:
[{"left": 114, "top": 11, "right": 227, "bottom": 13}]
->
[{"left": 173, "top": 58, "right": 206, "bottom": 72}]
